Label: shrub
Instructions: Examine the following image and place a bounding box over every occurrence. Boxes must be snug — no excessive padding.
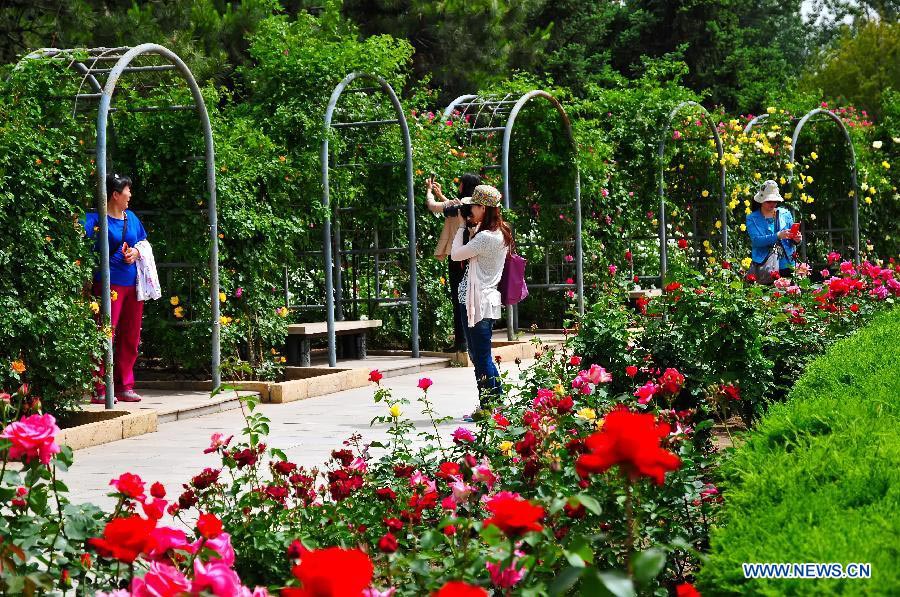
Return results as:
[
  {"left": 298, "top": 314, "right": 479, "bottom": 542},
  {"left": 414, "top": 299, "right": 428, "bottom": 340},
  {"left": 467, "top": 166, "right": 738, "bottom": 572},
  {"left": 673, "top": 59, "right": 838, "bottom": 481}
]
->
[{"left": 699, "top": 307, "right": 900, "bottom": 595}]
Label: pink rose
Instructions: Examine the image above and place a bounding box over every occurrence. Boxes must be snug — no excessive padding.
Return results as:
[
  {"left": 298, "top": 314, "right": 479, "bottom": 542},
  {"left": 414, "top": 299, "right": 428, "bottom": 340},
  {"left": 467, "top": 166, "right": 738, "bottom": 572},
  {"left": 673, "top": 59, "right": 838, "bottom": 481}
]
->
[
  {"left": 584, "top": 364, "right": 612, "bottom": 385},
  {"left": 131, "top": 561, "right": 191, "bottom": 597},
  {"left": 417, "top": 377, "right": 433, "bottom": 391},
  {"left": 452, "top": 428, "right": 475, "bottom": 443},
  {"left": 609, "top": 264, "right": 618, "bottom": 276},
  {"left": 191, "top": 559, "right": 243, "bottom": 597},
  {"left": 146, "top": 526, "right": 194, "bottom": 561},
  {"left": 634, "top": 382, "right": 658, "bottom": 405},
  {"left": 486, "top": 560, "right": 526, "bottom": 588},
  {"left": 1, "top": 414, "right": 61, "bottom": 465},
  {"left": 193, "top": 532, "right": 236, "bottom": 567}
]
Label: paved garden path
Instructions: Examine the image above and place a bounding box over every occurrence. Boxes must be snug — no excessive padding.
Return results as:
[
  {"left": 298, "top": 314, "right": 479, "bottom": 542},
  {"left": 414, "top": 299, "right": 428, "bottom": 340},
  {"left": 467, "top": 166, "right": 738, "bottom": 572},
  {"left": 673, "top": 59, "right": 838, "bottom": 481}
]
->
[{"left": 62, "top": 360, "right": 532, "bottom": 509}]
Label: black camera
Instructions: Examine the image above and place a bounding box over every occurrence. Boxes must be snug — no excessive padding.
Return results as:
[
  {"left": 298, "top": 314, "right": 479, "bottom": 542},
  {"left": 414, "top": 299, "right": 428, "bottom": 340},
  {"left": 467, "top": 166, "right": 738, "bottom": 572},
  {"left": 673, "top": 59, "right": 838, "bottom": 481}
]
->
[{"left": 443, "top": 203, "right": 473, "bottom": 219}]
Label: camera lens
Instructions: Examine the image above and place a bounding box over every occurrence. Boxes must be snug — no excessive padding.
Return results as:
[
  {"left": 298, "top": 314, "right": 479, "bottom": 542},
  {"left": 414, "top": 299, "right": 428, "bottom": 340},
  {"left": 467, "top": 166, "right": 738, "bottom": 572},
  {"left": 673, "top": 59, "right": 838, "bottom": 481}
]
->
[
  {"left": 460, "top": 204, "right": 473, "bottom": 219},
  {"left": 443, "top": 204, "right": 459, "bottom": 217}
]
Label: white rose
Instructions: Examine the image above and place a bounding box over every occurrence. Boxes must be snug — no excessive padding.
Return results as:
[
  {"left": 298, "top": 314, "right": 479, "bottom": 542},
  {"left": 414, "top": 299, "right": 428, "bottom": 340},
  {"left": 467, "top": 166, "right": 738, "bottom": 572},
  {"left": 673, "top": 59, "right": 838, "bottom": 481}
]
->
[{"left": 872, "top": 140, "right": 883, "bottom": 149}]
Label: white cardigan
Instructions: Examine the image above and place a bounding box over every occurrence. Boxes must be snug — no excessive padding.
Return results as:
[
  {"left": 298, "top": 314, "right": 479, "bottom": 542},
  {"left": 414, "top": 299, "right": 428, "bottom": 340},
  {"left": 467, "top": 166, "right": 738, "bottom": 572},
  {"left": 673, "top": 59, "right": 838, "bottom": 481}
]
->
[
  {"left": 134, "top": 240, "right": 161, "bottom": 302},
  {"left": 450, "top": 226, "right": 507, "bottom": 327}
]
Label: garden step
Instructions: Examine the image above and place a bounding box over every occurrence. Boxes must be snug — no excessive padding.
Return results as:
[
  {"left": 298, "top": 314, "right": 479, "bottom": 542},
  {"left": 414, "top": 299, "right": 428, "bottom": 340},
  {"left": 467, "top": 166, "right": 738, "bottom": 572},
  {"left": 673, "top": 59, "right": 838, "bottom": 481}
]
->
[{"left": 103, "top": 388, "right": 258, "bottom": 425}]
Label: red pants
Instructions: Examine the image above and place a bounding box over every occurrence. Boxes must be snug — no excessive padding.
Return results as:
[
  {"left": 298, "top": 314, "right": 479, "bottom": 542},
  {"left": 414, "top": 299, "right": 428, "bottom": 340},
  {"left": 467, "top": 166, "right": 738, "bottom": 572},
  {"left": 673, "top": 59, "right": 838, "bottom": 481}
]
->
[{"left": 93, "top": 283, "right": 143, "bottom": 394}]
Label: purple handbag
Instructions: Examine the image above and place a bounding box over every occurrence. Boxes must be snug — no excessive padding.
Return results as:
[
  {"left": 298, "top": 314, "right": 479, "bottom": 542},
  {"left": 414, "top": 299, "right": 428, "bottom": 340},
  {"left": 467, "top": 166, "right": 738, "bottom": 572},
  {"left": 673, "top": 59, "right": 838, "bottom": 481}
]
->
[{"left": 499, "top": 249, "right": 529, "bottom": 306}]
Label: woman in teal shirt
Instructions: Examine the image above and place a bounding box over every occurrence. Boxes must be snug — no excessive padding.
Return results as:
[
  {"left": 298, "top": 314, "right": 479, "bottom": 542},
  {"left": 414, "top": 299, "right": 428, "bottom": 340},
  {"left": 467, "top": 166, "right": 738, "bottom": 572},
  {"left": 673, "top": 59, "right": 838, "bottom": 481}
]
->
[{"left": 746, "top": 180, "right": 801, "bottom": 278}]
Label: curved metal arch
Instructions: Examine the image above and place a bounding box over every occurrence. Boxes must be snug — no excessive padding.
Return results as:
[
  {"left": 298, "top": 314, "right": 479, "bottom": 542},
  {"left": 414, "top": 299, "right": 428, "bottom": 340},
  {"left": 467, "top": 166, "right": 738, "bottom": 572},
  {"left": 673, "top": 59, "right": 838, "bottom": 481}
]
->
[
  {"left": 321, "top": 71, "right": 419, "bottom": 367},
  {"left": 442, "top": 90, "right": 583, "bottom": 340},
  {"left": 501, "top": 90, "right": 583, "bottom": 324},
  {"left": 789, "top": 108, "right": 860, "bottom": 264},
  {"left": 742, "top": 113, "right": 770, "bottom": 135},
  {"left": 93, "top": 44, "right": 220, "bottom": 406},
  {"left": 657, "top": 100, "right": 728, "bottom": 283}
]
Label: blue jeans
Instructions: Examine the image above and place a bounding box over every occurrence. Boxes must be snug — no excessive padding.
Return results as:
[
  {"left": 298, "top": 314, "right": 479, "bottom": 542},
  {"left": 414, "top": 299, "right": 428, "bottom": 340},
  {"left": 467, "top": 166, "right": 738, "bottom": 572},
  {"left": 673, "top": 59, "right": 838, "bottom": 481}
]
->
[{"left": 459, "top": 304, "right": 502, "bottom": 406}]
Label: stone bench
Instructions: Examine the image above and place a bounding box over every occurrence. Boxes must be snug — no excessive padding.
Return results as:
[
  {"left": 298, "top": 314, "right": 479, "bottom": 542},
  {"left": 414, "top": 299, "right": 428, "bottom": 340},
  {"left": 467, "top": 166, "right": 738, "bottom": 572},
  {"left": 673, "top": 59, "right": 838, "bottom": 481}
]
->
[{"left": 286, "top": 320, "right": 383, "bottom": 366}]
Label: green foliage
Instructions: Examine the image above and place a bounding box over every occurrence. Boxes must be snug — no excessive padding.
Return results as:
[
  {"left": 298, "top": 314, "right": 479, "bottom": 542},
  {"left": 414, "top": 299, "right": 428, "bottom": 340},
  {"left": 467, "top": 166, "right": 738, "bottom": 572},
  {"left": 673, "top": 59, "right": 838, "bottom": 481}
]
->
[
  {"left": 802, "top": 20, "right": 900, "bottom": 118},
  {"left": 699, "top": 307, "right": 900, "bottom": 595},
  {"left": 0, "top": 60, "right": 103, "bottom": 413}
]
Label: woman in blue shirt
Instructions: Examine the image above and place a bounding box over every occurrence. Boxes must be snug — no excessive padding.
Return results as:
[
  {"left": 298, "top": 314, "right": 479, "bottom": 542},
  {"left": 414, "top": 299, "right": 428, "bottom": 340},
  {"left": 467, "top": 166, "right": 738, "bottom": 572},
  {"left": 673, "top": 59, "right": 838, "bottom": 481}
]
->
[
  {"left": 745, "top": 180, "right": 801, "bottom": 278},
  {"left": 84, "top": 174, "right": 148, "bottom": 403}
]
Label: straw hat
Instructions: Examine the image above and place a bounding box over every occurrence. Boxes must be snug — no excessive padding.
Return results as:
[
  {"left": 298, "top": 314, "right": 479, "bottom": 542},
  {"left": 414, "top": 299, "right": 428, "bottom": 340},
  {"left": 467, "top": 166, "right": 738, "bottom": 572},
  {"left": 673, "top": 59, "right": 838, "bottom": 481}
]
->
[
  {"left": 461, "top": 184, "right": 502, "bottom": 208},
  {"left": 753, "top": 180, "right": 784, "bottom": 204}
]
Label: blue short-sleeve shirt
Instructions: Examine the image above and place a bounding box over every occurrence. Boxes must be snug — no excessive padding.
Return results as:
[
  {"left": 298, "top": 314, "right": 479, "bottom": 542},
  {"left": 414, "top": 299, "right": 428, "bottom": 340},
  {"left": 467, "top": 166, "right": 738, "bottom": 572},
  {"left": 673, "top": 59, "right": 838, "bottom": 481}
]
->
[{"left": 83, "top": 210, "right": 148, "bottom": 286}]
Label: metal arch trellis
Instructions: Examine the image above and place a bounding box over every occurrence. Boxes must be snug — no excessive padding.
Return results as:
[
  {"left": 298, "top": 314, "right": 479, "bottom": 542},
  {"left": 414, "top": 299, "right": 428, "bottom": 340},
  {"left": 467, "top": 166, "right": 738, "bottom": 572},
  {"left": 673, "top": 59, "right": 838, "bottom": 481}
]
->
[
  {"left": 657, "top": 100, "right": 728, "bottom": 284},
  {"left": 321, "top": 72, "right": 419, "bottom": 367},
  {"left": 442, "top": 90, "right": 583, "bottom": 340},
  {"left": 19, "top": 45, "right": 221, "bottom": 409},
  {"left": 743, "top": 108, "right": 860, "bottom": 265}
]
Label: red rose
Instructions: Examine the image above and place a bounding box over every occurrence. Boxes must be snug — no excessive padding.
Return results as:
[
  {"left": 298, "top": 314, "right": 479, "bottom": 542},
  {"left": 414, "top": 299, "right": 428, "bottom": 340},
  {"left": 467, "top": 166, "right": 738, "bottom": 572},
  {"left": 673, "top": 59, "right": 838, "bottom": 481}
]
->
[
  {"left": 664, "top": 281, "right": 682, "bottom": 293},
  {"left": 677, "top": 582, "right": 701, "bottom": 597},
  {"left": 196, "top": 513, "right": 223, "bottom": 539},
  {"left": 658, "top": 368, "right": 685, "bottom": 395},
  {"left": 393, "top": 464, "right": 414, "bottom": 478},
  {"left": 556, "top": 395, "right": 574, "bottom": 414},
  {"left": 109, "top": 472, "right": 146, "bottom": 500},
  {"left": 150, "top": 482, "right": 166, "bottom": 499},
  {"left": 377, "top": 532, "right": 398, "bottom": 553},
  {"left": 375, "top": 487, "right": 397, "bottom": 501},
  {"left": 191, "top": 468, "right": 220, "bottom": 490},
  {"left": 274, "top": 461, "right": 298, "bottom": 475},
  {"left": 433, "top": 581, "right": 489, "bottom": 597},
  {"left": 88, "top": 516, "right": 157, "bottom": 563},
  {"left": 232, "top": 448, "right": 258, "bottom": 468},
  {"left": 286, "top": 539, "right": 305, "bottom": 560},
  {"left": 625, "top": 365, "right": 638, "bottom": 377},
  {"left": 483, "top": 494, "right": 545, "bottom": 537},
  {"left": 289, "top": 546, "right": 373, "bottom": 596},
  {"left": 369, "top": 369, "right": 383, "bottom": 384},
  {"left": 437, "top": 461, "right": 461, "bottom": 480},
  {"left": 677, "top": 238, "right": 688, "bottom": 249},
  {"left": 383, "top": 517, "right": 403, "bottom": 532},
  {"left": 515, "top": 430, "right": 538, "bottom": 457},
  {"left": 443, "top": 525, "right": 457, "bottom": 536},
  {"left": 576, "top": 408, "right": 681, "bottom": 485}
]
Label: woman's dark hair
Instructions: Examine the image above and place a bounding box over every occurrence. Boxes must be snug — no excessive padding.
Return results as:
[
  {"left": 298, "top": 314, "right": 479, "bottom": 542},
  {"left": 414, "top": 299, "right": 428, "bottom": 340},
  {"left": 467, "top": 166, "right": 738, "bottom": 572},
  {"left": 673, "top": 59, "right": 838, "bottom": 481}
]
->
[
  {"left": 457, "top": 173, "right": 481, "bottom": 199},
  {"left": 106, "top": 173, "right": 132, "bottom": 198},
  {"left": 476, "top": 206, "right": 514, "bottom": 248}
]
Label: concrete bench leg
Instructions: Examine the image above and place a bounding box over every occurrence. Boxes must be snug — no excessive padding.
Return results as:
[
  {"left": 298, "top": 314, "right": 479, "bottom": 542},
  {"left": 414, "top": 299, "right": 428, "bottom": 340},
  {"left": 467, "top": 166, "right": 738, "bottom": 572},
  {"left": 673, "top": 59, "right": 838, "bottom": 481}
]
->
[
  {"left": 286, "top": 336, "right": 300, "bottom": 366},
  {"left": 357, "top": 333, "right": 367, "bottom": 359},
  {"left": 299, "top": 338, "right": 311, "bottom": 367}
]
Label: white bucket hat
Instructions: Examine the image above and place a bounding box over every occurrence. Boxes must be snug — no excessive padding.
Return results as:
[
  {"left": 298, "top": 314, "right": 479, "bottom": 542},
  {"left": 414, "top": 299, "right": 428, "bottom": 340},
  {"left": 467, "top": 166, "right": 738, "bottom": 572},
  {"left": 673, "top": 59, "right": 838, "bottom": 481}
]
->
[{"left": 754, "top": 180, "right": 784, "bottom": 204}]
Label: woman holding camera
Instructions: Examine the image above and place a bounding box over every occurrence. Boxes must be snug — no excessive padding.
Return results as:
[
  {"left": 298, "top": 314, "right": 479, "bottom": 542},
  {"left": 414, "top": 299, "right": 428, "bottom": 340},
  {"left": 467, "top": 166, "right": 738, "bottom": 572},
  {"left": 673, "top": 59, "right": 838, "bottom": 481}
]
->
[
  {"left": 426, "top": 172, "right": 481, "bottom": 353},
  {"left": 746, "top": 180, "right": 801, "bottom": 282},
  {"left": 450, "top": 184, "right": 511, "bottom": 413}
]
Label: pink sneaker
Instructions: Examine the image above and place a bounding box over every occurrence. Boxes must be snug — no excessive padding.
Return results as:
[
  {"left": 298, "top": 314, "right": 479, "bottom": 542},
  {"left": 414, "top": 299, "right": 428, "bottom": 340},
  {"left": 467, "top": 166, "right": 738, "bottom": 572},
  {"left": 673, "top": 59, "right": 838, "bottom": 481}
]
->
[{"left": 116, "top": 390, "right": 143, "bottom": 403}]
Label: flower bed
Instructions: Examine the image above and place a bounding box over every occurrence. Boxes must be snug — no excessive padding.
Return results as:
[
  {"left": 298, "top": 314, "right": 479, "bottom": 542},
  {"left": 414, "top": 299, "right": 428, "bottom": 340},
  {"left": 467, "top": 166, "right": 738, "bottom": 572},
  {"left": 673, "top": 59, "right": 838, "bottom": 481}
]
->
[
  {"left": 1, "top": 343, "right": 716, "bottom": 595},
  {"left": 698, "top": 307, "right": 900, "bottom": 595}
]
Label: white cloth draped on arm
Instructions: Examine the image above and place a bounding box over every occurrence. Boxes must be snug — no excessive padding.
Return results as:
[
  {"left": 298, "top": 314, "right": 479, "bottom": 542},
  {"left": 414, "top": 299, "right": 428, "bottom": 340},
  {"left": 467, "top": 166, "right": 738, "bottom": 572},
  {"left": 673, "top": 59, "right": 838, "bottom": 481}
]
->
[{"left": 134, "top": 240, "right": 161, "bottom": 302}]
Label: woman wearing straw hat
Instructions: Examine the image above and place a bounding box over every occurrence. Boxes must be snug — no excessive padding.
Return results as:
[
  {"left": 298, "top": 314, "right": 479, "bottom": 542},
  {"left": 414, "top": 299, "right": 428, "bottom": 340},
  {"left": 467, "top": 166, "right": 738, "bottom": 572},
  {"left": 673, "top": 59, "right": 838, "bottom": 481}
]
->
[
  {"left": 746, "top": 180, "right": 801, "bottom": 282},
  {"left": 425, "top": 172, "right": 482, "bottom": 354},
  {"left": 450, "top": 184, "right": 511, "bottom": 415}
]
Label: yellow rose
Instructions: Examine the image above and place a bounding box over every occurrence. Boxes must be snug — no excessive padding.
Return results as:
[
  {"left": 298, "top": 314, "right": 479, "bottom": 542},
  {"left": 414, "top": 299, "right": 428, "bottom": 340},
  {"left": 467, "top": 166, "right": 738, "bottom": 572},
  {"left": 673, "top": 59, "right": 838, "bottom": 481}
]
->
[
  {"left": 499, "top": 441, "right": 514, "bottom": 455},
  {"left": 740, "top": 223, "right": 747, "bottom": 232},
  {"left": 753, "top": 172, "right": 761, "bottom": 180},
  {"left": 745, "top": 207, "right": 752, "bottom": 215},
  {"left": 741, "top": 257, "right": 752, "bottom": 269},
  {"left": 865, "top": 197, "right": 872, "bottom": 204},
  {"left": 170, "top": 296, "right": 179, "bottom": 306},
  {"left": 174, "top": 306, "right": 184, "bottom": 319},
  {"left": 810, "top": 152, "right": 818, "bottom": 160},
  {"left": 576, "top": 408, "right": 597, "bottom": 421},
  {"left": 766, "top": 106, "right": 776, "bottom": 114},
  {"left": 785, "top": 162, "right": 794, "bottom": 170},
  {"left": 715, "top": 220, "right": 722, "bottom": 229},
  {"left": 882, "top": 161, "right": 890, "bottom": 169},
  {"left": 389, "top": 404, "right": 402, "bottom": 418},
  {"left": 219, "top": 292, "right": 226, "bottom": 303},
  {"left": 89, "top": 301, "right": 100, "bottom": 314},
  {"left": 701, "top": 190, "right": 709, "bottom": 198}
]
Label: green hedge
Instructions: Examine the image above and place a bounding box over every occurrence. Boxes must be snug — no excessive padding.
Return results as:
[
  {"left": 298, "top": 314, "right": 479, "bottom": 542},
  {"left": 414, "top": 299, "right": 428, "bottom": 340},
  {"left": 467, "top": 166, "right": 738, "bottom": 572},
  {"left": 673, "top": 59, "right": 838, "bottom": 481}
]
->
[{"left": 699, "top": 308, "right": 900, "bottom": 595}]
